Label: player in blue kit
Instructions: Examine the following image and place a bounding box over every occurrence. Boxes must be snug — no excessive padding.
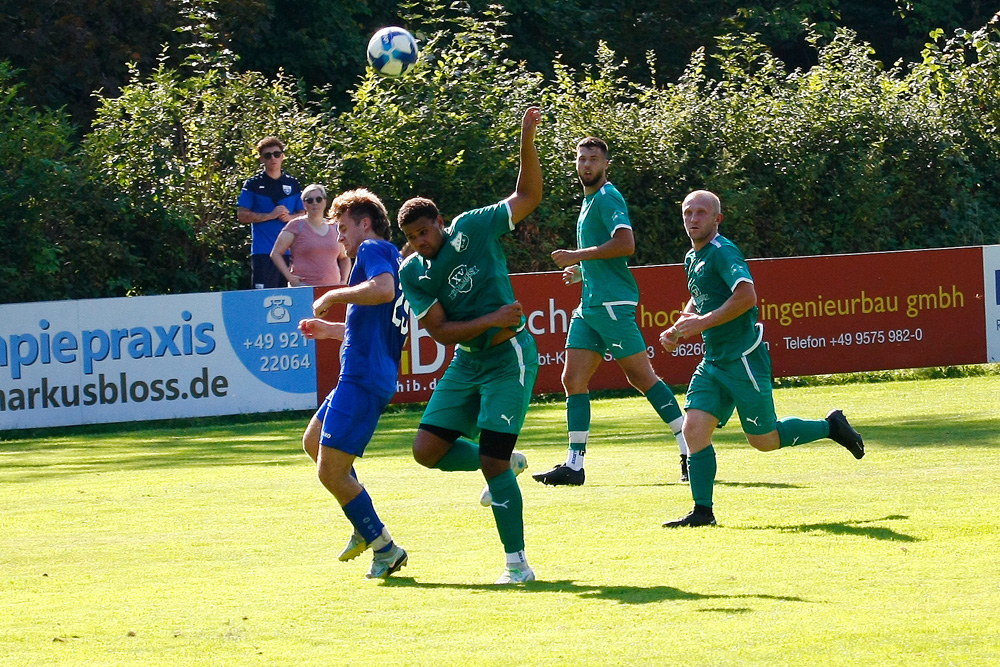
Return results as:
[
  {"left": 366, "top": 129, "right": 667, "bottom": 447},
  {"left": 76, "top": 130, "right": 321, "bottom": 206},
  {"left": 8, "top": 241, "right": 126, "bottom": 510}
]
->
[
  {"left": 659, "top": 190, "right": 865, "bottom": 527},
  {"left": 397, "top": 106, "right": 543, "bottom": 584},
  {"left": 237, "top": 136, "right": 304, "bottom": 289},
  {"left": 299, "top": 188, "right": 410, "bottom": 578}
]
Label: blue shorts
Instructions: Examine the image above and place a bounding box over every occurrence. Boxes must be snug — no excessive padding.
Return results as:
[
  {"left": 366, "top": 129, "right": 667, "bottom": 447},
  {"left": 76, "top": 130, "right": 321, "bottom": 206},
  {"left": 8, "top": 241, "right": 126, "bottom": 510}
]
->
[{"left": 316, "top": 380, "right": 392, "bottom": 456}]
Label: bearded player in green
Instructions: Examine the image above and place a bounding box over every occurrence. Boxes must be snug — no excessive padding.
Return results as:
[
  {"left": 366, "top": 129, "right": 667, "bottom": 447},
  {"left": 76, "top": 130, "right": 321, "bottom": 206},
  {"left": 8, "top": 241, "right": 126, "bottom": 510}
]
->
[
  {"left": 659, "top": 190, "right": 865, "bottom": 527},
  {"left": 397, "top": 107, "right": 542, "bottom": 584},
  {"left": 533, "top": 137, "right": 689, "bottom": 487}
]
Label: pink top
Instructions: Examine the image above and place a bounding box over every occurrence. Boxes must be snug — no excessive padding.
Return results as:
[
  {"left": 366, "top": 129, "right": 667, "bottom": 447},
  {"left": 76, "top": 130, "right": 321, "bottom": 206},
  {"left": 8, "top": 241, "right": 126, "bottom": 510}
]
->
[{"left": 281, "top": 218, "right": 344, "bottom": 286}]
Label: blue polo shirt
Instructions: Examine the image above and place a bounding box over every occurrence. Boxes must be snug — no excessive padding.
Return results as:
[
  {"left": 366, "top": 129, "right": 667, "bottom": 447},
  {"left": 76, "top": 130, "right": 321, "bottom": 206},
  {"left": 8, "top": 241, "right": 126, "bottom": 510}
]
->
[{"left": 237, "top": 171, "right": 304, "bottom": 255}]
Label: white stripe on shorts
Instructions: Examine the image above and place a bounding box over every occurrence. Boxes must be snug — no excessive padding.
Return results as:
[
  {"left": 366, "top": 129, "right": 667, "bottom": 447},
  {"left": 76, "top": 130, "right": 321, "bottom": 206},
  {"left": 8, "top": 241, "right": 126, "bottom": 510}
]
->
[
  {"left": 740, "top": 322, "right": 765, "bottom": 393},
  {"left": 601, "top": 300, "right": 638, "bottom": 320},
  {"left": 509, "top": 334, "right": 526, "bottom": 386},
  {"left": 740, "top": 355, "right": 761, "bottom": 393}
]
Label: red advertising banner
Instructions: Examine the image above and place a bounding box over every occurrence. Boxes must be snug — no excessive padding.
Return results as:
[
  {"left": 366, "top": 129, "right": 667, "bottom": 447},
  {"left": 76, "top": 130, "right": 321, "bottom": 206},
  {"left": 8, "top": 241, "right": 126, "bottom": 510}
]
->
[
  {"left": 745, "top": 247, "right": 986, "bottom": 376},
  {"left": 314, "top": 246, "right": 989, "bottom": 404}
]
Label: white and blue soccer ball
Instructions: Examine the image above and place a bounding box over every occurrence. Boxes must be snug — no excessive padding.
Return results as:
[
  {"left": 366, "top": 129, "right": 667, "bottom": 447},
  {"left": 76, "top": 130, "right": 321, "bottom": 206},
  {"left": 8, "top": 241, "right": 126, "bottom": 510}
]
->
[{"left": 366, "top": 27, "right": 419, "bottom": 78}]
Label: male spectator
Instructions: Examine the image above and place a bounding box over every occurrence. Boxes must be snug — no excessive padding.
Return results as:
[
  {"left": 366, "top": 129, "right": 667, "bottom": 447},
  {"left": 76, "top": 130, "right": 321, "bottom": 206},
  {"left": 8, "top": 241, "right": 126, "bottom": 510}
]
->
[{"left": 237, "top": 137, "right": 304, "bottom": 289}]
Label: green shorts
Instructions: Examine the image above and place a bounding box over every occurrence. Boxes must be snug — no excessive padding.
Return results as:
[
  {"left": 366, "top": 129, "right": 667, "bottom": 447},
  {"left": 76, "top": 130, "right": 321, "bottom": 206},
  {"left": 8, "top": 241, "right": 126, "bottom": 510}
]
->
[
  {"left": 565, "top": 304, "right": 647, "bottom": 359},
  {"left": 684, "top": 343, "right": 777, "bottom": 435},
  {"left": 420, "top": 329, "right": 538, "bottom": 437}
]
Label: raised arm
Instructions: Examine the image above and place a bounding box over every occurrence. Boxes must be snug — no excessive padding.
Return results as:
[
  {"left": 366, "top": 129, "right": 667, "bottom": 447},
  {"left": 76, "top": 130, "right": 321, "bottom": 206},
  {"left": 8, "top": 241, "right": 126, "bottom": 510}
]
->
[{"left": 505, "top": 106, "right": 542, "bottom": 225}]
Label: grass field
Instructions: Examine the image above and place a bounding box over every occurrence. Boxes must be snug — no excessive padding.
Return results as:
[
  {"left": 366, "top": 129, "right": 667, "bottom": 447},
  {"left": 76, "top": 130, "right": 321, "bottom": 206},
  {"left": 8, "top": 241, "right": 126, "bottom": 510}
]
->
[{"left": 2, "top": 375, "right": 999, "bottom": 666}]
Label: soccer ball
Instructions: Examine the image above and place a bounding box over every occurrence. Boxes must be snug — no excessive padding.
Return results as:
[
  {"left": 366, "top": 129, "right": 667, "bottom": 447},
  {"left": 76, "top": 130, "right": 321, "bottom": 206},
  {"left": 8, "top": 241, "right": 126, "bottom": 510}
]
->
[{"left": 366, "top": 27, "right": 419, "bottom": 78}]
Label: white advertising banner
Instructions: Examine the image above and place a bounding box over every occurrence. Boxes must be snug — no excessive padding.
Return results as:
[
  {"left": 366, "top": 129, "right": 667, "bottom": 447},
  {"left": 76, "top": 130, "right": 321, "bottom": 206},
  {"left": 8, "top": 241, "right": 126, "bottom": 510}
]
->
[
  {"left": 984, "top": 244, "right": 1000, "bottom": 363},
  {"left": 0, "top": 288, "right": 318, "bottom": 430}
]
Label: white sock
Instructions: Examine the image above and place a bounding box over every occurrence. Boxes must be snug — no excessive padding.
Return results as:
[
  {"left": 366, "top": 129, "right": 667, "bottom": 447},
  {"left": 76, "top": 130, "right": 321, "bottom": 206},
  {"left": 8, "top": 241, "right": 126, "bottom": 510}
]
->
[
  {"left": 370, "top": 527, "right": 392, "bottom": 552},
  {"left": 564, "top": 449, "right": 585, "bottom": 471},
  {"left": 670, "top": 417, "right": 688, "bottom": 456},
  {"left": 506, "top": 550, "right": 528, "bottom": 567}
]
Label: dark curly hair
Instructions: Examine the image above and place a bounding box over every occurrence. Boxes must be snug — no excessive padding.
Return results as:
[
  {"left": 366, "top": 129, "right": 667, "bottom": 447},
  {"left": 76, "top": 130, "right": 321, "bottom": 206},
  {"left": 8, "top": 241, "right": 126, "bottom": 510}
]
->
[{"left": 397, "top": 197, "right": 440, "bottom": 229}]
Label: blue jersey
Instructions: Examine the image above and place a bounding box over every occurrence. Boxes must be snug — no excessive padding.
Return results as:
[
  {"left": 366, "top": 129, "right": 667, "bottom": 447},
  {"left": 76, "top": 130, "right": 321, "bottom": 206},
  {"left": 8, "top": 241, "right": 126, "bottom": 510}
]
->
[
  {"left": 339, "top": 239, "right": 409, "bottom": 397},
  {"left": 237, "top": 171, "right": 304, "bottom": 255}
]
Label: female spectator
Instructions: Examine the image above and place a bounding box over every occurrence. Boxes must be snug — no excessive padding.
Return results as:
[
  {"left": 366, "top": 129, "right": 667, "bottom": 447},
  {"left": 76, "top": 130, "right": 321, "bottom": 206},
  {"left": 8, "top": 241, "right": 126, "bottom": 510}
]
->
[{"left": 270, "top": 184, "right": 351, "bottom": 286}]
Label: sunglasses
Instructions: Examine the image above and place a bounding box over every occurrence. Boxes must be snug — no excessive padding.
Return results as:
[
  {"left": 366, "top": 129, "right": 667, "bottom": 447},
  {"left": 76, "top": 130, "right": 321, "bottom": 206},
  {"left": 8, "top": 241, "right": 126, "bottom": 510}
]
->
[
  {"left": 260, "top": 150, "right": 284, "bottom": 160},
  {"left": 303, "top": 196, "right": 325, "bottom": 204}
]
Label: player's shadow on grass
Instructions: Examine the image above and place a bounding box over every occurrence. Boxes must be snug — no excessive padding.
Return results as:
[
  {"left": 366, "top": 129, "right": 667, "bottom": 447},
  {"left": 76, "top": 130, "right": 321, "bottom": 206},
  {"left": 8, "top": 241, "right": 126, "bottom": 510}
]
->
[
  {"left": 380, "top": 578, "right": 808, "bottom": 606},
  {"left": 717, "top": 480, "right": 803, "bottom": 489},
  {"left": 859, "top": 418, "right": 1000, "bottom": 448},
  {"left": 631, "top": 480, "right": 803, "bottom": 489},
  {"left": 740, "top": 514, "right": 917, "bottom": 542}
]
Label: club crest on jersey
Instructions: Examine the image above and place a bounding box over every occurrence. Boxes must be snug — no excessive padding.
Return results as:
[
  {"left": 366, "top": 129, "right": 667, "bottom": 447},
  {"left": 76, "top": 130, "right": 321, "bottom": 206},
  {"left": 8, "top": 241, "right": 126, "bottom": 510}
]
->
[
  {"left": 691, "top": 285, "right": 707, "bottom": 310},
  {"left": 450, "top": 231, "right": 469, "bottom": 252},
  {"left": 283, "top": 185, "right": 293, "bottom": 195},
  {"left": 447, "top": 264, "right": 479, "bottom": 298}
]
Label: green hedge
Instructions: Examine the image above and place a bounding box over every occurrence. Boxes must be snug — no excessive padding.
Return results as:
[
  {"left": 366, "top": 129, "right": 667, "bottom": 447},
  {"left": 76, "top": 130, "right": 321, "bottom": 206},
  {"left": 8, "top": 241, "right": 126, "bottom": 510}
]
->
[{"left": 2, "top": 7, "right": 998, "bottom": 302}]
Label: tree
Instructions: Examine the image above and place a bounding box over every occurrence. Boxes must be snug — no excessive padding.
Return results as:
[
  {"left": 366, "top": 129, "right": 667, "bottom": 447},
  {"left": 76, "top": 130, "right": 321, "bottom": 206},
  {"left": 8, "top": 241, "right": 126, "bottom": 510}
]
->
[
  {"left": 0, "top": 0, "right": 182, "bottom": 131},
  {"left": 82, "top": 60, "right": 343, "bottom": 294},
  {"left": 0, "top": 63, "right": 152, "bottom": 303}
]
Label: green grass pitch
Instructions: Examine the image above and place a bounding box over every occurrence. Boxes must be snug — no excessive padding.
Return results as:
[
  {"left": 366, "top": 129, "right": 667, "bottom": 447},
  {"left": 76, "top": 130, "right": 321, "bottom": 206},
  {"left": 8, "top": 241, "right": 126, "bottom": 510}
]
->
[{"left": 2, "top": 375, "right": 998, "bottom": 666}]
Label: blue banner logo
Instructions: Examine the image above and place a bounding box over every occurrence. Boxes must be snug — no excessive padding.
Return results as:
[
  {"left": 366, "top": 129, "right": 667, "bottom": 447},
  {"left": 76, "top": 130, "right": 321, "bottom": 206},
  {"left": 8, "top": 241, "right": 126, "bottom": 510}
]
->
[{"left": 220, "top": 289, "right": 316, "bottom": 394}]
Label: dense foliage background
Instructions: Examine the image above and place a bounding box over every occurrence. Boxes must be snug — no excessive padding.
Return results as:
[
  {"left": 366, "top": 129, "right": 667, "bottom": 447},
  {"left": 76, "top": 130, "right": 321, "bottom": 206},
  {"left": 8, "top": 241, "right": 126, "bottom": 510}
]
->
[{"left": 1, "top": 0, "right": 998, "bottom": 302}]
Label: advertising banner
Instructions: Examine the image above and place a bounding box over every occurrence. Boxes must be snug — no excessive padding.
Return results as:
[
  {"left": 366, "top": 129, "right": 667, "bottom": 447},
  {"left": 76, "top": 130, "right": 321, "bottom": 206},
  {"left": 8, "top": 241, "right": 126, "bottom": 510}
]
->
[
  {"left": 985, "top": 245, "right": 1000, "bottom": 363},
  {"left": 3, "top": 246, "right": 996, "bottom": 430},
  {"left": 316, "top": 246, "right": 994, "bottom": 404},
  {"left": 0, "top": 289, "right": 317, "bottom": 430}
]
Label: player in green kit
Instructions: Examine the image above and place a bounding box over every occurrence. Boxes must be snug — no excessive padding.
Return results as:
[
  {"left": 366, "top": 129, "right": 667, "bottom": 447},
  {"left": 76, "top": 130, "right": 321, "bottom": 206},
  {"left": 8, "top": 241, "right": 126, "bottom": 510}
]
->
[
  {"left": 533, "top": 137, "right": 689, "bottom": 487},
  {"left": 397, "top": 106, "right": 542, "bottom": 584},
  {"left": 659, "top": 190, "right": 865, "bottom": 527}
]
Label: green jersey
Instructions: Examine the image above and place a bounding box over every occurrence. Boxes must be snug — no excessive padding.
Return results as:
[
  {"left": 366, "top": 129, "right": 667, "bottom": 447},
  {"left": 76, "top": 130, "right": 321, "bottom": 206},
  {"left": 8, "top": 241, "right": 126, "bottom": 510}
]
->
[
  {"left": 685, "top": 233, "right": 759, "bottom": 361},
  {"left": 399, "top": 201, "right": 524, "bottom": 353},
  {"left": 577, "top": 182, "right": 639, "bottom": 308}
]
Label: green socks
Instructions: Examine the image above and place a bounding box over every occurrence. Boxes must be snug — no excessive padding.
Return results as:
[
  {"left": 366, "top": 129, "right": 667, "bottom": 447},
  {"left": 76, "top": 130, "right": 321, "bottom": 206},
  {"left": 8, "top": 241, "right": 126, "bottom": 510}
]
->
[
  {"left": 645, "top": 380, "right": 683, "bottom": 425},
  {"left": 487, "top": 469, "right": 525, "bottom": 552},
  {"left": 776, "top": 417, "right": 830, "bottom": 448},
  {"left": 566, "top": 392, "right": 590, "bottom": 453},
  {"left": 645, "top": 380, "right": 688, "bottom": 455},
  {"left": 688, "top": 446, "right": 717, "bottom": 508}
]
